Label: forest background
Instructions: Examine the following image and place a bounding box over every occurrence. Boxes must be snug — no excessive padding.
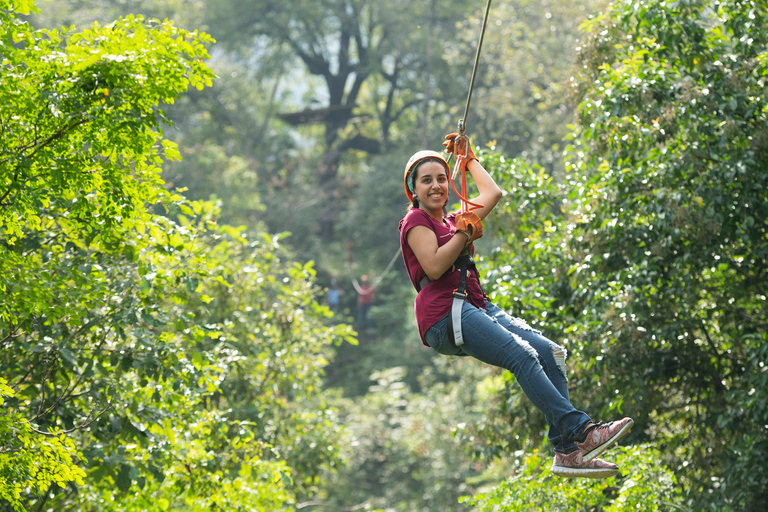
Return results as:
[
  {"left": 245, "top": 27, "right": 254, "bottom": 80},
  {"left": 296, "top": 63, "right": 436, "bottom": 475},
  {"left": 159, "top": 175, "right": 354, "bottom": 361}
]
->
[{"left": 1, "top": 0, "right": 766, "bottom": 510}]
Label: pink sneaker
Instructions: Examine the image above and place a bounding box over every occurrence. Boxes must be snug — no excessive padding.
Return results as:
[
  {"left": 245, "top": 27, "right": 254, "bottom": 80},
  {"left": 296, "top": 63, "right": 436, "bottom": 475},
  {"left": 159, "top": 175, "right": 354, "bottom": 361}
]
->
[
  {"left": 575, "top": 417, "right": 634, "bottom": 462},
  {"left": 551, "top": 450, "right": 619, "bottom": 479}
]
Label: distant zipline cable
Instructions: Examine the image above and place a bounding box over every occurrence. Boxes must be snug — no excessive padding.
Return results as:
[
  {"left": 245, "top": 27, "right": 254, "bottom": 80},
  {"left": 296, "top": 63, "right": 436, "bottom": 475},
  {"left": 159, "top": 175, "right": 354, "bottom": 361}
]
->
[{"left": 350, "top": 246, "right": 402, "bottom": 295}]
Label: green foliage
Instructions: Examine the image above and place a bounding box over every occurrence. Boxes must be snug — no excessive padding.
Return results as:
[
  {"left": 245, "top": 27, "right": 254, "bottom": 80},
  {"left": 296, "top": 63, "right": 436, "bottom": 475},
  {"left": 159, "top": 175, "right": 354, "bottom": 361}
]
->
[
  {"left": 462, "top": 445, "right": 684, "bottom": 511},
  {"left": 467, "top": 1, "right": 768, "bottom": 510},
  {"left": 1, "top": 2, "right": 349, "bottom": 510},
  {"left": 565, "top": 1, "right": 768, "bottom": 508},
  {"left": 0, "top": 378, "right": 86, "bottom": 512},
  {"left": 320, "top": 362, "right": 493, "bottom": 512},
  {"left": 26, "top": 0, "right": 768, "bottom": 510},
  {"left": 0, "top": 3, "right": 214, "bottom": 248}
]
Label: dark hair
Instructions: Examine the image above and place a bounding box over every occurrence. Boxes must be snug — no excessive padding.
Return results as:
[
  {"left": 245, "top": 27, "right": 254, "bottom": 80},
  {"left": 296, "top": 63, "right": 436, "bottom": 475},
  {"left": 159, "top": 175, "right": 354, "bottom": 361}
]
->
[{"left": 408, "top": 157, "right": 449, "bottom": 215}]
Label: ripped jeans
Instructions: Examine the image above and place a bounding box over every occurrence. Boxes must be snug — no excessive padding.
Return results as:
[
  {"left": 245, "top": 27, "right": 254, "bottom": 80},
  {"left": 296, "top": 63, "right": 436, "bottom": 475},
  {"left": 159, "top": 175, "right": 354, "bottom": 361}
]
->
[{"left": 424, "top": 299, "right": 592, "bottom": 454}]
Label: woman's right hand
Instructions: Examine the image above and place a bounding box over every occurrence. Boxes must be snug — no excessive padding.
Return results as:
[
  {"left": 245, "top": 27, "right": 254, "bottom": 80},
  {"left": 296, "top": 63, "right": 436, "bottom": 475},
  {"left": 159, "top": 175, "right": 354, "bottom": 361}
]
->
[{"left": 455, "top": 211, "right": 484, "bottom": 245}]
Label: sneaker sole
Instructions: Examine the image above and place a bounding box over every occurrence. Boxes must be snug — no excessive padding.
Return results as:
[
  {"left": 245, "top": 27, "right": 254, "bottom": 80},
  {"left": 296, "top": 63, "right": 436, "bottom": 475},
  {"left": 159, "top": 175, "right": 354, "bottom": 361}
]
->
[
  {"left": 581, "top": 419, "right": 634, "bottom": 462},
  {"left": 551, "top": 465, "right": 619, "bottom": 479}
]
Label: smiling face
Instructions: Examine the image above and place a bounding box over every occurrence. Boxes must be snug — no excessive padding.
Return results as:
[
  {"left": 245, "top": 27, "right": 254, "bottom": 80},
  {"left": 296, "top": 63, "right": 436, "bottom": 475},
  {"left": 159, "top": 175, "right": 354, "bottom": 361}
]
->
[{"left": 412, "top": 159, "right": 449, "bottom": 217}]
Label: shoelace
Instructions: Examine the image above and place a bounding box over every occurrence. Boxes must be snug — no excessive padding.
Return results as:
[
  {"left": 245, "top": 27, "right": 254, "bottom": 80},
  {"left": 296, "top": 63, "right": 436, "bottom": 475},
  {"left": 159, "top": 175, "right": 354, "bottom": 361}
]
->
[{"left": 579, "top": 421, "right": 609, "bottom": 442}]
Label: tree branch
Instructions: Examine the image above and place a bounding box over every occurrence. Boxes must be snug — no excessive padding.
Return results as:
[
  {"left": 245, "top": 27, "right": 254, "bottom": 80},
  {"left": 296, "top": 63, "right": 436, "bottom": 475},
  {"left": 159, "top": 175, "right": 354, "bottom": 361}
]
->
[
  {"left": 35, "top": 484, "right": 52, "bottom": 512},
  {"left": 27, "top": 397, "right": 113, "bottom": 437},
  {"left": 0, "top": 118, "right": 89, "bottom": 208},
  {"left": 339, "top": 134, "right": 381, "bottom": 154},
  {"left": 29, "top": 360, "right": 76, "bottom": 423},
  {"left": 697, "top": 321, "right": 726, "bottom": 394},
  {"left": 289, "top": 38, "right": 330, "bottom": 79},
  {"left": 1, "top": 322, "right": 25, "bottom": 348},
  {"left": 0, "top": 166, "right": 21, "bottom": 208}
]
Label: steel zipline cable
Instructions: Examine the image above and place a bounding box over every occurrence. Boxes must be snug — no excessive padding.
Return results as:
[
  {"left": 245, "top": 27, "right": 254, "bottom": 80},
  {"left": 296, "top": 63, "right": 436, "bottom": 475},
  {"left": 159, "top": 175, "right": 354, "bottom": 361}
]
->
[{"left": 458, "top": 0, "right": 493, "bottom": 137}]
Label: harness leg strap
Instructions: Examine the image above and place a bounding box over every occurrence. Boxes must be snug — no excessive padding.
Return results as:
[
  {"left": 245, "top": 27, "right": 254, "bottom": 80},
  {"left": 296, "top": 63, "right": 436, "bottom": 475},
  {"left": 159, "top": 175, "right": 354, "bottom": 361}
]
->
[
  {"left": 451, "top": 291, "right": 466, "bottom": 346},
  {"left": 451, "top": 265, "right": 470, "bottom": 346}
]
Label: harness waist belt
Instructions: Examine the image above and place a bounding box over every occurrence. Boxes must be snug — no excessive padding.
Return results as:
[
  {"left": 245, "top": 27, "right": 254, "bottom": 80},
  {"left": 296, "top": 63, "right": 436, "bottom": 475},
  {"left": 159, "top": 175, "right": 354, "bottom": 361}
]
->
[
  {"left": 416, "top": 254, "right": 475, "bottom": 292},
  {"left": 415, "top": 253, "right": 477, "bottom": 348}
]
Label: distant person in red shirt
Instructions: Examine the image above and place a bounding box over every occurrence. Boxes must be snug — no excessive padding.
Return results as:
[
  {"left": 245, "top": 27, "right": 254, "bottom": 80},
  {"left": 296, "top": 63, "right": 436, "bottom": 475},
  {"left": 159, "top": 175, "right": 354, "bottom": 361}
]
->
[{"left": 356, "top": 275, "right": 375, "bottom": 330}]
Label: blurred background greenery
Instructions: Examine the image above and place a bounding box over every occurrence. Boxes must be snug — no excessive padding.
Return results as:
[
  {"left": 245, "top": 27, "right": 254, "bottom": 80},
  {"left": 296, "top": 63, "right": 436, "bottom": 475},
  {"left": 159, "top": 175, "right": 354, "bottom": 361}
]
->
[{"left": 2, "top": 0, "right": 766, "bottom": 510}]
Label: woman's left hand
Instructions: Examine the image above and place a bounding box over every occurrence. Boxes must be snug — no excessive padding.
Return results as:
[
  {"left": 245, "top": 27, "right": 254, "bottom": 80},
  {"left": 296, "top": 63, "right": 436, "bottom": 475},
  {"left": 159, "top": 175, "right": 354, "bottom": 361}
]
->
[{"left": 443, "top": 133, "right": 477, "bottom": 161}]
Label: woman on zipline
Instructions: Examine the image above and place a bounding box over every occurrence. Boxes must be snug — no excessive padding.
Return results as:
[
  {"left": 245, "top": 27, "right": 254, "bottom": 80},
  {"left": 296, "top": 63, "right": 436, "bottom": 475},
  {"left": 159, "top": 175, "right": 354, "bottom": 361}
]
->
[{"left": 398, "top": 133, "right": 633, "bottom": 478}]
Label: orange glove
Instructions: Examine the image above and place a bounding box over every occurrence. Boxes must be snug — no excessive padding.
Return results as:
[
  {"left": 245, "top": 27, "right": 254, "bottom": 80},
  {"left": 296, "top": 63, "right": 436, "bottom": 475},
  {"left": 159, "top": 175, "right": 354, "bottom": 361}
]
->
[
  {"left": 455, "top": 211, "right": 484, "bottom": 246},
  {"left": 443, "top": 132, "right": 477, "bottom": 162}
]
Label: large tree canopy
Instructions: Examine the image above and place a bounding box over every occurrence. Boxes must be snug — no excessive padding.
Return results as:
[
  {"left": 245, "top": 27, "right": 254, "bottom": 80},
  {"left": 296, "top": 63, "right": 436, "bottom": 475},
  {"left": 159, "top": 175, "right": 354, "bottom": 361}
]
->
[
  {"left": 1, "top": 1, "right": 352, "bottom": 510},
  {"left": 201, "top": 0, "right": 475, "bottom": 240},
  {"left": 467, "top": 1, "right": 768, "bottom": 510},
  {"left": 568, "top": 1, "right": 767, "bottom": 507}
]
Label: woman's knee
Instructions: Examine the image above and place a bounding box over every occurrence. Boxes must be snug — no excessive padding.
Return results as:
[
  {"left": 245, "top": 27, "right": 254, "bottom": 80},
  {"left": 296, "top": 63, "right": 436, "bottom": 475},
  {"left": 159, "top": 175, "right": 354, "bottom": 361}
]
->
[
  {"left": 548, "top": 341, "right": 568, "bottom": 378},
  {"left": 514, "top": 330, "right": 568, "bottom": 378}
]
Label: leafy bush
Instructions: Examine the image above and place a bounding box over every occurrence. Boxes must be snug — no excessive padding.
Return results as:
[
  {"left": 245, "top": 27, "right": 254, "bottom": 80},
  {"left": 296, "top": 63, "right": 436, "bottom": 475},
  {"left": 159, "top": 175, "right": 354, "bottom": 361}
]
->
[
  {"left": 468, "top": 1, "right": 768, "bottom": 509},
  {"left": 462, "top": 445, "right": 684, "bottom": 512}
]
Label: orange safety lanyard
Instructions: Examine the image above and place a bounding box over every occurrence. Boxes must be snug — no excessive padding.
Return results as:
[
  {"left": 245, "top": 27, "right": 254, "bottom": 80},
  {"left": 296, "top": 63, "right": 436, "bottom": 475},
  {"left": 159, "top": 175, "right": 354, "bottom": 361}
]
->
[{"left": 451, "top": 151, "right": 483, "bottom": 214}]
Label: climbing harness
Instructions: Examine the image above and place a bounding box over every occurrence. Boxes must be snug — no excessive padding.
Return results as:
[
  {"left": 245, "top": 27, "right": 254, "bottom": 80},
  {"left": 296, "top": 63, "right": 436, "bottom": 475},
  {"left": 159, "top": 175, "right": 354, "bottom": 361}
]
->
[
  {"left": 416, "top": 246, "right": 486, "bottom": 347},
  {"left": 450, "top": 255, "right": 471, "bottom": 346},
  {"left": 416, "top": 252, "right": 481, "bottom": 347}
]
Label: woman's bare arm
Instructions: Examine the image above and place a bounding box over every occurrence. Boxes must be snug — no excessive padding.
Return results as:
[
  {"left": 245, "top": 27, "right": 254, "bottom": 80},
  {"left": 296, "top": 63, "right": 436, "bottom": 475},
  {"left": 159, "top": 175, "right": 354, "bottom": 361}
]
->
[
  {"left": 464, "top": 159, "right": 502, "bottom": 221},
  {"left": 407, "top": 225, "right": 469, "bottom": 281}
]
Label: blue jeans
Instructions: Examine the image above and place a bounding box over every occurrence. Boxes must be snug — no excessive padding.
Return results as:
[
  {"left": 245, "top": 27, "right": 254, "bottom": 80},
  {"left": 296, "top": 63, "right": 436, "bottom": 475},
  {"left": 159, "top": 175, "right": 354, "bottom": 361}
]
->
[
  {"left": 357, "top": 303, "right": 372, "bottom": 329},
  {"left": 424, "top": 299, "right": 591, "bottom": 453}
]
